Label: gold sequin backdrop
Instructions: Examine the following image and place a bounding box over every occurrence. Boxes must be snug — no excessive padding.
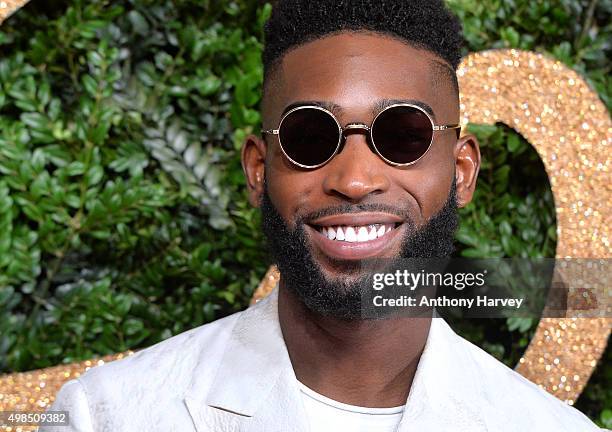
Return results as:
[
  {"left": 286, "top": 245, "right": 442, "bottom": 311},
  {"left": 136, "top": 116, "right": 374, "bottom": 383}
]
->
[
  {"left": 0, "top": 0, "right": 27, "bottom": 23},
  {"left": 1, "top": 2, "right": 610, "bottom": 430}
]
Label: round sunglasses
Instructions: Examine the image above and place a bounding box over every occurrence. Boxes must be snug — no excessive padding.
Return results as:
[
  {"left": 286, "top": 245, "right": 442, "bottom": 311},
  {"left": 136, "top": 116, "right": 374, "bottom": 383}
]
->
[{"left": 261, "top": 103, "right": 461, "bottom": 169}]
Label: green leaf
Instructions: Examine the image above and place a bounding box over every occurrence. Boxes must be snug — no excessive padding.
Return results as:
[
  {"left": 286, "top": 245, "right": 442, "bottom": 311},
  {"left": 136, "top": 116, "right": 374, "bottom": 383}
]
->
[
  {"left": 500, "top": 26, "right": 520, "bottom": 47},
  {"left": 123, "top": 318, "right": 144, "bottom": 336},
  {"left": 506, "top": 133, "right": 521, "bottom": 153},
  {"left": 20, "top": 112, "right": 48, "bottom": 130},
  {"left": 128, "top": 11, "right": 150, "bottom": 35},
  {"left": 506, "top": 317, "right": 533, "bottom": 333},
  {"left": 66, "top": 161, "right": 86, "bottom": 176},
  {"left": 195, "top": 75, "right": 222, "bottom": 96},
  {"left": 82, "top": 75, "right": 98, "bottom": 97}
]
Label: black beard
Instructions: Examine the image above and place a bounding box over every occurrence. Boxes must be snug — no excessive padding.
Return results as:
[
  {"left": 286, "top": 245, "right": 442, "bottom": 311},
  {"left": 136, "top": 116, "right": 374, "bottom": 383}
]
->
[{"left": 260, "top": 180, "right": 459, "bottom": 320}]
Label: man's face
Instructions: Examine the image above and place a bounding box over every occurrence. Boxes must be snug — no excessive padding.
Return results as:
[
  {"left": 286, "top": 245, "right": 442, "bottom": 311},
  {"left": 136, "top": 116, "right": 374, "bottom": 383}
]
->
[{"left": 242, "top": 33, "right": 480, "bottom": 318}]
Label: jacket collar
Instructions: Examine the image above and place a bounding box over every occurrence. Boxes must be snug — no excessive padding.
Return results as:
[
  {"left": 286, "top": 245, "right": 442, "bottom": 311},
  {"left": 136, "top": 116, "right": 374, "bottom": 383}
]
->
[
  {"left": 183, "top": 287, "right": 310, "bottom": 432},
  {"left": 183, "top": 287, "right": 491, "bottom": 431},
  {"left": 204, "top": 287, "right": 288, "bottom": 416},
  {"left": 397, "top": 308, "right": 490, "bottom": 430}
]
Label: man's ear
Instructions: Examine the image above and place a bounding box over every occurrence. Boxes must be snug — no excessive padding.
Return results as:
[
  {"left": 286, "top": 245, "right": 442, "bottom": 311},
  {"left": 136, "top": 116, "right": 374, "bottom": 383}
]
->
[
  {"left": 241, "top": 134, "right": 267, "bottom": 207},
  {"left": 454, "top": 133, "right": 480, "bottom": 208}
]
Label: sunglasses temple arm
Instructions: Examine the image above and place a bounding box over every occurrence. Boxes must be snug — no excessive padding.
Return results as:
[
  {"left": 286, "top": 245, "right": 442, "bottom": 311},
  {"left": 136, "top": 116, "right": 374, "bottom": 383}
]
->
[{"left": 433, "top": 124, "right": 462, "bottom": 139}]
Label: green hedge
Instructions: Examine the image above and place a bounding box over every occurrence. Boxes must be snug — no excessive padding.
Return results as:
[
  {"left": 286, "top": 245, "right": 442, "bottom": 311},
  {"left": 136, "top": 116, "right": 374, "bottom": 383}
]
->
[{"left": 0, "top": 0, "right": 609, "bottom": 426}]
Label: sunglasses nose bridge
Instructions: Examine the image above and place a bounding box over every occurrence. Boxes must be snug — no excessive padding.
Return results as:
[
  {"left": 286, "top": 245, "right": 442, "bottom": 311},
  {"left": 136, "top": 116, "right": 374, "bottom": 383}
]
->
[
  {"left": 341, "top": 123, "right": 371, "bottom": 136},
  {"left": 337, "top": 122, "right": 376, "bottom": 156}
]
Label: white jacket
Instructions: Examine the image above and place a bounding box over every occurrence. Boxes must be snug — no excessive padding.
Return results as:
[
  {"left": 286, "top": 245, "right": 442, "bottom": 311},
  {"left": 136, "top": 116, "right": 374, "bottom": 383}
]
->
[{"left": 41, "top": 287, "right": 600, "bottom": 431}]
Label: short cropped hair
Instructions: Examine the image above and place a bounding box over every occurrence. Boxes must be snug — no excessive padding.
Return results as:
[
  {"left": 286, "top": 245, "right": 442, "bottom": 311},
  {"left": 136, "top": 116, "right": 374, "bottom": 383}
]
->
[{"left": 262, "top": 0, "right": 464, "bottom": 95}]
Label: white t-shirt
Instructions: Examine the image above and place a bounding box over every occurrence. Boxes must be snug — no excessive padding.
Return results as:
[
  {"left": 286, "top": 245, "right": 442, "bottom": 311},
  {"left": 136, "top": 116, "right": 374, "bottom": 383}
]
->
[{"left": 298, "top": 381, "right": 404, "bottom": 432}]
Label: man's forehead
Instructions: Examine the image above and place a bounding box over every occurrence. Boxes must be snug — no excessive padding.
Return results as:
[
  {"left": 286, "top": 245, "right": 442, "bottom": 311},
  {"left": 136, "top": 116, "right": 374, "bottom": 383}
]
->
[
  {"left": 280, "top": 32, "right": 436, "bottom": 83},
  {"left": 264, "top": 32, "right": 456, "bottom": 122}
]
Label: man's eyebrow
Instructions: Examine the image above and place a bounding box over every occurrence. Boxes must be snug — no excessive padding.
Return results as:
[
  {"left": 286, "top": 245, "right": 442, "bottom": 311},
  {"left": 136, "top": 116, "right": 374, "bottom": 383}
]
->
[
  {"left": 372, "top": 98, "right": 436, "bottom": 120},
  {"left": 281, "top": 100, "right": 344, "bottom": 117}
]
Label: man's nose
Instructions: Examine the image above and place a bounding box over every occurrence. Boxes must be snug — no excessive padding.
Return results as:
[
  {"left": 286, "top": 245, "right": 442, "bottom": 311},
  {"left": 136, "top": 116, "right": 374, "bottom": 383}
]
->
[{"left": 321, "top": 133, "right": 390, "bottom": 202}]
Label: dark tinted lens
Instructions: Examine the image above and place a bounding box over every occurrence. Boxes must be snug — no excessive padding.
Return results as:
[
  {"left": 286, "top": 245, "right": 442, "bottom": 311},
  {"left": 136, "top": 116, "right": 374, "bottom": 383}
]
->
[
  {"left": 278, "top": 107, "right": 340, "bottom": 167},
  {"left": 371, "top": 106, "right": 433, "bottom": 164}
]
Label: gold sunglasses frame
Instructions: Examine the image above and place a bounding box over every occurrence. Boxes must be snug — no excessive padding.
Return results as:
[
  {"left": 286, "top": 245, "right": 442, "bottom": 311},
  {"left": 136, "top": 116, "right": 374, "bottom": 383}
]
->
[{"left": 261, "top": 103, "right": 461, "bottom": 169}]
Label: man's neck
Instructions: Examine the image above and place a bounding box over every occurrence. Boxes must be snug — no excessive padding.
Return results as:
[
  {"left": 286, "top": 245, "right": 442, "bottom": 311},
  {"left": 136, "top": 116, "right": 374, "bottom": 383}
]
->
[{"left": 278, "top": 284, "right": 432, "bottom": 408}]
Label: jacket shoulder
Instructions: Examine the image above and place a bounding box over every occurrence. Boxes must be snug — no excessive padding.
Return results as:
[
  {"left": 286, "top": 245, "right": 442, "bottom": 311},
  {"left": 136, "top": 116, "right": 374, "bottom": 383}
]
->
[
  {"left": 39, "top": 380, "right": 94, "bottom": 432},
  {"left": 80, "top": 310, "right": 240, "bottom": 389},
  {"left": 46, "top": 309, "right": 242, "bottom": 431}
]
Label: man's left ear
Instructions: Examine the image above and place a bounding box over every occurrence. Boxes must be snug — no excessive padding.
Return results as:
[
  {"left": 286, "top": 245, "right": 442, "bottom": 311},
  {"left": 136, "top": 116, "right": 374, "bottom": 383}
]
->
[{"left": 454, "top": 133, "right": 481, "bottom": 208}]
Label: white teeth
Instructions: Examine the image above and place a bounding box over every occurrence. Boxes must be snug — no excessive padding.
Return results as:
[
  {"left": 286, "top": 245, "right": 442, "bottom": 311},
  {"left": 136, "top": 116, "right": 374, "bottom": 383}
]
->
[
  {"left": 318, "top": 223, "right": 397, "bottom": 242},
  {"left": 345, "top": 226, "right": 357, "bottom": 242},
  {"left": 357, "top": 227, "right": 369, "bottom": 242},
  {"left": 368, "top": 226, "right": 377, "bottom": 240}
]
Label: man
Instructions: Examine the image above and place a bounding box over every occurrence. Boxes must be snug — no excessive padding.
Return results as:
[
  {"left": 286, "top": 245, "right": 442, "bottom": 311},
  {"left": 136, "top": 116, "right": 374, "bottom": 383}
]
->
[{"left": 43, "top": 1, "right": 600, "bottom": 431}]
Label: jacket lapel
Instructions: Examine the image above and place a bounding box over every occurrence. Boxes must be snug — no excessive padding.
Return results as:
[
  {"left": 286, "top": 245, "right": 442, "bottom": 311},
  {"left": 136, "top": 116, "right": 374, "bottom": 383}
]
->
[
  {"left": 183, "top": 287, "right": 310, "bottom": 432},
  {"left": 397, "top": 315, "right": 490, "bottom": 431}
]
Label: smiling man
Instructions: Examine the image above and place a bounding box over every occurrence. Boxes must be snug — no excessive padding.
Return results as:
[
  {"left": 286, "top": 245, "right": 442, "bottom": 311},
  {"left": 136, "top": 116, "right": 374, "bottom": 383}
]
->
[{"left": 42, "top": 1, "right": 601, "bottom": 431}]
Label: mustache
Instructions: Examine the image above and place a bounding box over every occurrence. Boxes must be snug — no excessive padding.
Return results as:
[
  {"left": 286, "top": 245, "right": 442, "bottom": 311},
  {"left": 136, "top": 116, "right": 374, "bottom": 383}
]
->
[{"left": 297, "top": 202, "right": 414, "bottom": 226}]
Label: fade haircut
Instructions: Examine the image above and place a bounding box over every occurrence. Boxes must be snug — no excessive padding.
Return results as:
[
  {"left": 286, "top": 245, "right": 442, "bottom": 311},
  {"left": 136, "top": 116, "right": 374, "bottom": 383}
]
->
[{"left": 262, "top": 0, "right": 464, "bottom": 97}]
